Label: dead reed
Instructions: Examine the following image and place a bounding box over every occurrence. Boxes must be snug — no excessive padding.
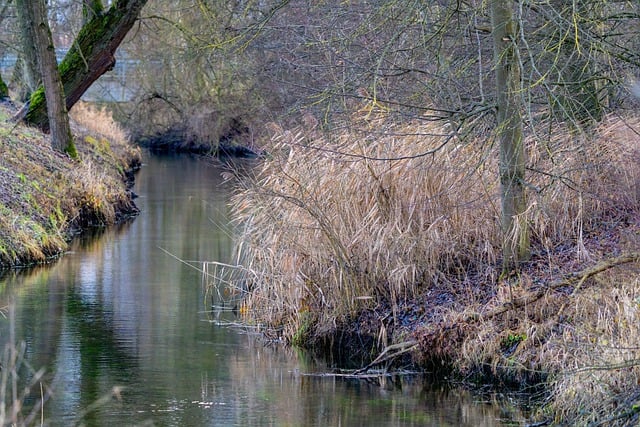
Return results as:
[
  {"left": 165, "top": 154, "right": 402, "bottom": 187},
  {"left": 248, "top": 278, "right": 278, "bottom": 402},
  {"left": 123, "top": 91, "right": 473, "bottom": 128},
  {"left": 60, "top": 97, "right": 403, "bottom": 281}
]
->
[
  {"left": 232, "top": 115, "right": 502, "bottom": 339},
  {"left": 233, "top": 112, "right": 638, "bottom": 334},
  {"left": 230, "top": 111, "right": 640, "bottom": 423}
]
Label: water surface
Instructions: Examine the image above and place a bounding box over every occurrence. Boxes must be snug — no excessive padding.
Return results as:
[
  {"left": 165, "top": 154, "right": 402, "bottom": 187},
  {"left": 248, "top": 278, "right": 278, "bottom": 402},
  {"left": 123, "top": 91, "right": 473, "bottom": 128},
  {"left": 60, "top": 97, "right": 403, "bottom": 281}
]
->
[{"left": 0, "top": 154, "right": 521, "bottom": 426}]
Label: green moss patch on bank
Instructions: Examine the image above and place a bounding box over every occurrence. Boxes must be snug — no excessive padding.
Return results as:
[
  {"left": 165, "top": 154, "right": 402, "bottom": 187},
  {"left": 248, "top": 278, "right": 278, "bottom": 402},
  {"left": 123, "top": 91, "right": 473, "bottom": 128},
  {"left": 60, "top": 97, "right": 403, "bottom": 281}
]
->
[
  {"left": 0, "top": 101, "right": 141, "bottom": 269},
  {"left": 229, "top": 112, "right": 640, "bottom": 425}
]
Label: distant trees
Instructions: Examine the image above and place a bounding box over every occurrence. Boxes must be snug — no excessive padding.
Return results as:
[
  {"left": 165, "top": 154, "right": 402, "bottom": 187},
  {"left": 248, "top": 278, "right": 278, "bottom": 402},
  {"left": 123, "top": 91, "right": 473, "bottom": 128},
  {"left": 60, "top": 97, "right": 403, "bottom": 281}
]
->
[{"left": 123, "top": 0, "right": 275, "bottom": 146}]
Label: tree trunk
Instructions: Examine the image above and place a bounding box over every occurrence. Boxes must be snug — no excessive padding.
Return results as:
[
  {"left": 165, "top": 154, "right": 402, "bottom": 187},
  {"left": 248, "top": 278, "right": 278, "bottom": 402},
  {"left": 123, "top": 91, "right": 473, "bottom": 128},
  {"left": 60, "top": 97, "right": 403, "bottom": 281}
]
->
[
  {"left": 15, "top": 0, "right": 41, "bottom": 99},
  {"left": 25, "top": 0, "right": 148, "bottom": 131},
  {"left": 27, "top": 0, "right": 76, "bottom": 156},
  {"left": 491, "top": 0, "right": 529, "bottom": 270},
  {"left": 550, "top": 0, "right": 604, "bottom": 127}
]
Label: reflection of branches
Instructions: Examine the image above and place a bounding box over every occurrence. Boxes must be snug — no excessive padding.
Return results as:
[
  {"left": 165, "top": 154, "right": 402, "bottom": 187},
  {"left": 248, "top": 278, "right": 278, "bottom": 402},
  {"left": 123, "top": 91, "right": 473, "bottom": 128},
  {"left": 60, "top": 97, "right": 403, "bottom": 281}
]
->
[{"left": 353, "top": 340, "right": 419, "bottom": 375}]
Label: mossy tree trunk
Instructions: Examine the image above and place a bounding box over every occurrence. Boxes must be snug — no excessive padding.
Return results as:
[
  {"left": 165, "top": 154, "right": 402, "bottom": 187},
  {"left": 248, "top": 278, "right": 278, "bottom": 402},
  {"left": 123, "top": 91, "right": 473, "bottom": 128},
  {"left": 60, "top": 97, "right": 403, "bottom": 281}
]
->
[
  {"left": 25, "top": 0, "right": 148, "bottom": 131},
  {"left": 0, "top": 73, "right": 7, "bottom": 99},
  {"left": 25, "top": 0, "right": 76, "bottom": 156},
  {"left": 491, "top": 0, "right": 529, "bottom": 270},
  {"left": 83, "top": 0, "right": 105, "bottom": 25}
]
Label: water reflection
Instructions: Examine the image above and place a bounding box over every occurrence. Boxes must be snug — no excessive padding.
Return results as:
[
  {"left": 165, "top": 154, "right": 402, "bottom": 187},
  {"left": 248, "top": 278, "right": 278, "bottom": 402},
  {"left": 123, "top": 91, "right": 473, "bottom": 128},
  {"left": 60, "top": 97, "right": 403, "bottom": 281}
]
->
[{"left": 0, "top": 154, "right": 521, "bottom": 426}]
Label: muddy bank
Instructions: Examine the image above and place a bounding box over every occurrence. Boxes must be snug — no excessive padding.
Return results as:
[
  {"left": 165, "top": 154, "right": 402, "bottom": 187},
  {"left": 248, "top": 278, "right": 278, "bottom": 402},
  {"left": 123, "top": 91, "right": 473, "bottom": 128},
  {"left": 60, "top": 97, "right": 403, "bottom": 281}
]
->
[
  {"left": 301, "top": 218, "right": 640, "bottom": 425},
  {"left": 136, "top": 122, "right": 259, "bottom": 158}
]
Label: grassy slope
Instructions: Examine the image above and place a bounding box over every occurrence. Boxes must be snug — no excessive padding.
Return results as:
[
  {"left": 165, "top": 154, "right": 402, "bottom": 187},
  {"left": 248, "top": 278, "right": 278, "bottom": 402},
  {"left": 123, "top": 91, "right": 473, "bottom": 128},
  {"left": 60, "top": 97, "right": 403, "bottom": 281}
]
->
[
  {"left": 231, "top": 112, "right": 640, "bottom": 425},
  {"left": 0, "top": 101, "right": 141, "bottom": 268}
]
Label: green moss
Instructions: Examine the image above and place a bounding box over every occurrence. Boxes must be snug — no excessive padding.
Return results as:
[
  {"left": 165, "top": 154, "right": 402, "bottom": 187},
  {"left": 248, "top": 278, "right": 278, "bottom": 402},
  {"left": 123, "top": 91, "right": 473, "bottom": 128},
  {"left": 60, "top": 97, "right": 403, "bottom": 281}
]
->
[
  {"left": 25, "top": 88, "right": 48, "bottom": 129},
  {"left": 0, "top": 74, "right": 7, "bottom": 98},
  {"left": 65, "top": 139, "right": 78, "bottom": 159},
  {"left": 501, "top": 333, "right": 526, "bottom": 351},
  {"left": 291, "top": 312, "right": 314, "bottom": 347},
  {"left": 84, "top": 135, "right": 112, "bottom": 156}
]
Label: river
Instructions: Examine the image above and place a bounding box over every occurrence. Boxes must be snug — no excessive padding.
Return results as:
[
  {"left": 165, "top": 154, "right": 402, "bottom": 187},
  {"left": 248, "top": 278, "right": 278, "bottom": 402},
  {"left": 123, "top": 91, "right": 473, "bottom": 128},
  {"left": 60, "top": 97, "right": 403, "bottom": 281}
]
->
[{"left": 0, "top": 154, "right": 523, "bottom": 426}]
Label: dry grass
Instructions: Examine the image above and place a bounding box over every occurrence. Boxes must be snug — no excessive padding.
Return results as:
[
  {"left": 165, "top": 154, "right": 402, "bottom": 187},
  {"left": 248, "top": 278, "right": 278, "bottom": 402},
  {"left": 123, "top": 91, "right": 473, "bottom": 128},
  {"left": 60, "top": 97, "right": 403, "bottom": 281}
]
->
[
  {"left": 69, "top": 101, "right": 130, "bottom": 144},
  {"left": 546, "top": 271, "right": 640, "bottom": 425},
  {"left": 230, "top": 111, "right": 640, "bottom": 423},
  {"left": 232, "top": 114, "right": 501, "bottom": 339},
  {"left": 0, "top": 102, "right": 140, "bottom": 268}
]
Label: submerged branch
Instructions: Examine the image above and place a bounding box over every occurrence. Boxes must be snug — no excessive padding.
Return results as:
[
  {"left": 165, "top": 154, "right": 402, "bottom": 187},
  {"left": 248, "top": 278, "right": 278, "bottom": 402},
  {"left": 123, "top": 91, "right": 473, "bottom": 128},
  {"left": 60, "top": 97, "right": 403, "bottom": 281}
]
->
[{"left": 353, "top": 340, "right": 419, "bottom": 374}]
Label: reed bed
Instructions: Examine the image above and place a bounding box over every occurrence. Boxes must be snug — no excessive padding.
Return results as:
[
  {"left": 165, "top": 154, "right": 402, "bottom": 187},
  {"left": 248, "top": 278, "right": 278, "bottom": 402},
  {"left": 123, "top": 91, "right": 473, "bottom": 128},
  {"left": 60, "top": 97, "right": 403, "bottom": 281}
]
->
[
  {"left": 234, "top": 114, "right": 637, "bottom": 327},
  {"left": 230, "top": 112, "right": 640, "bottom": 422},
  {"left": 232, "top": 116, "right": 501, "bottom": 339}
]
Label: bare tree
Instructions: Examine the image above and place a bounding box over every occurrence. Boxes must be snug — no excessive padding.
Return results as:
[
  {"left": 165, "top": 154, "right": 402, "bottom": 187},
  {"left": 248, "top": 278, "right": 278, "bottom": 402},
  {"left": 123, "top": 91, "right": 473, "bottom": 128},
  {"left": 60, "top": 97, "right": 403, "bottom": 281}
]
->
[{"left": 15, "top": 0, "right": 41, "bottom": 100}]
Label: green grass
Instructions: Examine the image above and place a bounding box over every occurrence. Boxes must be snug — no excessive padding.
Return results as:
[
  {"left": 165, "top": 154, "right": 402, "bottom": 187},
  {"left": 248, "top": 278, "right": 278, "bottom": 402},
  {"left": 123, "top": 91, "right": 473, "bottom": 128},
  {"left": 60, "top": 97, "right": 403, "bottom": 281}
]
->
[{"left": 0, "top": 101, "right": 141, "bottom": 269}]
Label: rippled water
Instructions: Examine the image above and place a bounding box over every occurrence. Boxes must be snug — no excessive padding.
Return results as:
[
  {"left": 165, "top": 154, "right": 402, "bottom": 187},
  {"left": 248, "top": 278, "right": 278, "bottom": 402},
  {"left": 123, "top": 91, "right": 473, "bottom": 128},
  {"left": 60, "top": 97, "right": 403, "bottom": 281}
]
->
[{"left": 0, "top": 154, "right": 522, "bottom": 426}]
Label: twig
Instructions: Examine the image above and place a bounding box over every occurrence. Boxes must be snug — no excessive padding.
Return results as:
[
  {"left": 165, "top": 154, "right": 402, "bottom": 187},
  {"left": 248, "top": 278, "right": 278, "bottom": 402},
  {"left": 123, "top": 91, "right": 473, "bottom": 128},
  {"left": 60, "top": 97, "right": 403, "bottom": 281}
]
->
[
  {"left": 467, "top": 252, "right": 640, "bottom": 322},
  {"left": 565, "top": 358, "right": 640, "bottom": 375},
  {"left": 353, "top": 340, "right": 418, "bottom": 374}
]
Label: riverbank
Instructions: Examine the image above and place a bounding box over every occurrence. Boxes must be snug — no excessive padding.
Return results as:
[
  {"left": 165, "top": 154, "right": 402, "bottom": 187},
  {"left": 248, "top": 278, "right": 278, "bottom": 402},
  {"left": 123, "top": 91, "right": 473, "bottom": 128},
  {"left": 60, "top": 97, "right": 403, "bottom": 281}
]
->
[
  {"left": 231, "top": 113, "right": 640, "bottom": 425},
  {"left": 0, "top": 101, "right": 141, "bottom": 269}
]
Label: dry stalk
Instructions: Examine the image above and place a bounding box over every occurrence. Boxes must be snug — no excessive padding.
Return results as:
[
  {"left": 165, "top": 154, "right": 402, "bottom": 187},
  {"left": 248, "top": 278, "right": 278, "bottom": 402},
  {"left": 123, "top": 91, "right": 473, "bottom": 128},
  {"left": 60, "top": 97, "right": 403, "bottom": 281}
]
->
[
  {"left": 467, "top": 252, "right": 640, "bottom": 322},
  {"left": 353, "top": 340, "right": 419, "bottom": 374}
]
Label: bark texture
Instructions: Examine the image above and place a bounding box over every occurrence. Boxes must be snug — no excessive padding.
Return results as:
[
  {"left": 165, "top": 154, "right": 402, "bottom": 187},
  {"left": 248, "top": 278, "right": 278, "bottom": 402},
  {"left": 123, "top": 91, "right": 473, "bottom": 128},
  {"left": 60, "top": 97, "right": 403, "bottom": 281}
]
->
[
  {"left": 27, "top": 0, "right": 76, "bottom": 155},
  {"left": 15, "top": 0, "right": 41, "bottom": 98},
  {"left": 491, "top": 0, "right": 529, "bottom": 269},
  {"left": 0, "top": 72, "right": 7, "bottom": 99},
  {"left": 25, "top": 0, "right": 148, "bottom": 130}
]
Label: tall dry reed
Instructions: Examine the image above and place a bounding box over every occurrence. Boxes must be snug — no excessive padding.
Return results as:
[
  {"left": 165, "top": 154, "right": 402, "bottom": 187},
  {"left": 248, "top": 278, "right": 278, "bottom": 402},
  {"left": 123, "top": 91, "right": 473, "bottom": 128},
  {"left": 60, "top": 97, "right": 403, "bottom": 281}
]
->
[{"left": 231, "top": 112, "right": 640, "bottom": 347}]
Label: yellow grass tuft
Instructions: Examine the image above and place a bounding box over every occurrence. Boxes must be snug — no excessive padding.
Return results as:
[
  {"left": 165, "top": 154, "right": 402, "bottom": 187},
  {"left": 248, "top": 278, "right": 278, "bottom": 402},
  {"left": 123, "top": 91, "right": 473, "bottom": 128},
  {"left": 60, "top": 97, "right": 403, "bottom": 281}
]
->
[{"left": 70, "top": 101, "right": 129, "bottom": 145}]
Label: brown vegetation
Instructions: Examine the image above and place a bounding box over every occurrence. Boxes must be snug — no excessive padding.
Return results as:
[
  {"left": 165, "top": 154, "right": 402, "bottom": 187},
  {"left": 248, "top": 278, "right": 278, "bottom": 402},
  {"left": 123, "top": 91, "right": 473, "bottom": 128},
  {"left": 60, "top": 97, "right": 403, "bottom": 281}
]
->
[
  {"left": 0, "top": 101, "right": 140, "bottom": 268},
  {"left": 229, "top": 111, "right": 640, "bottom": 424}
]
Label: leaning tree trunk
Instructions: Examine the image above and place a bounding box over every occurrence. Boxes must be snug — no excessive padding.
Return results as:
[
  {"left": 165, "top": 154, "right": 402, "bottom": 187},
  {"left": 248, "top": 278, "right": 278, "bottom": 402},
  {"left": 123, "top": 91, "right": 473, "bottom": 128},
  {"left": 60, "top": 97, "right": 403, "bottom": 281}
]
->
[
  {"left": 27, "top": 0, "right": 76, "bottom": 155},
  {"left": 25, "top": 0, "right": 148, "bottom": 131},
  {"left": 491, "top": 0, "right": 529, "bottom": 270}
]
